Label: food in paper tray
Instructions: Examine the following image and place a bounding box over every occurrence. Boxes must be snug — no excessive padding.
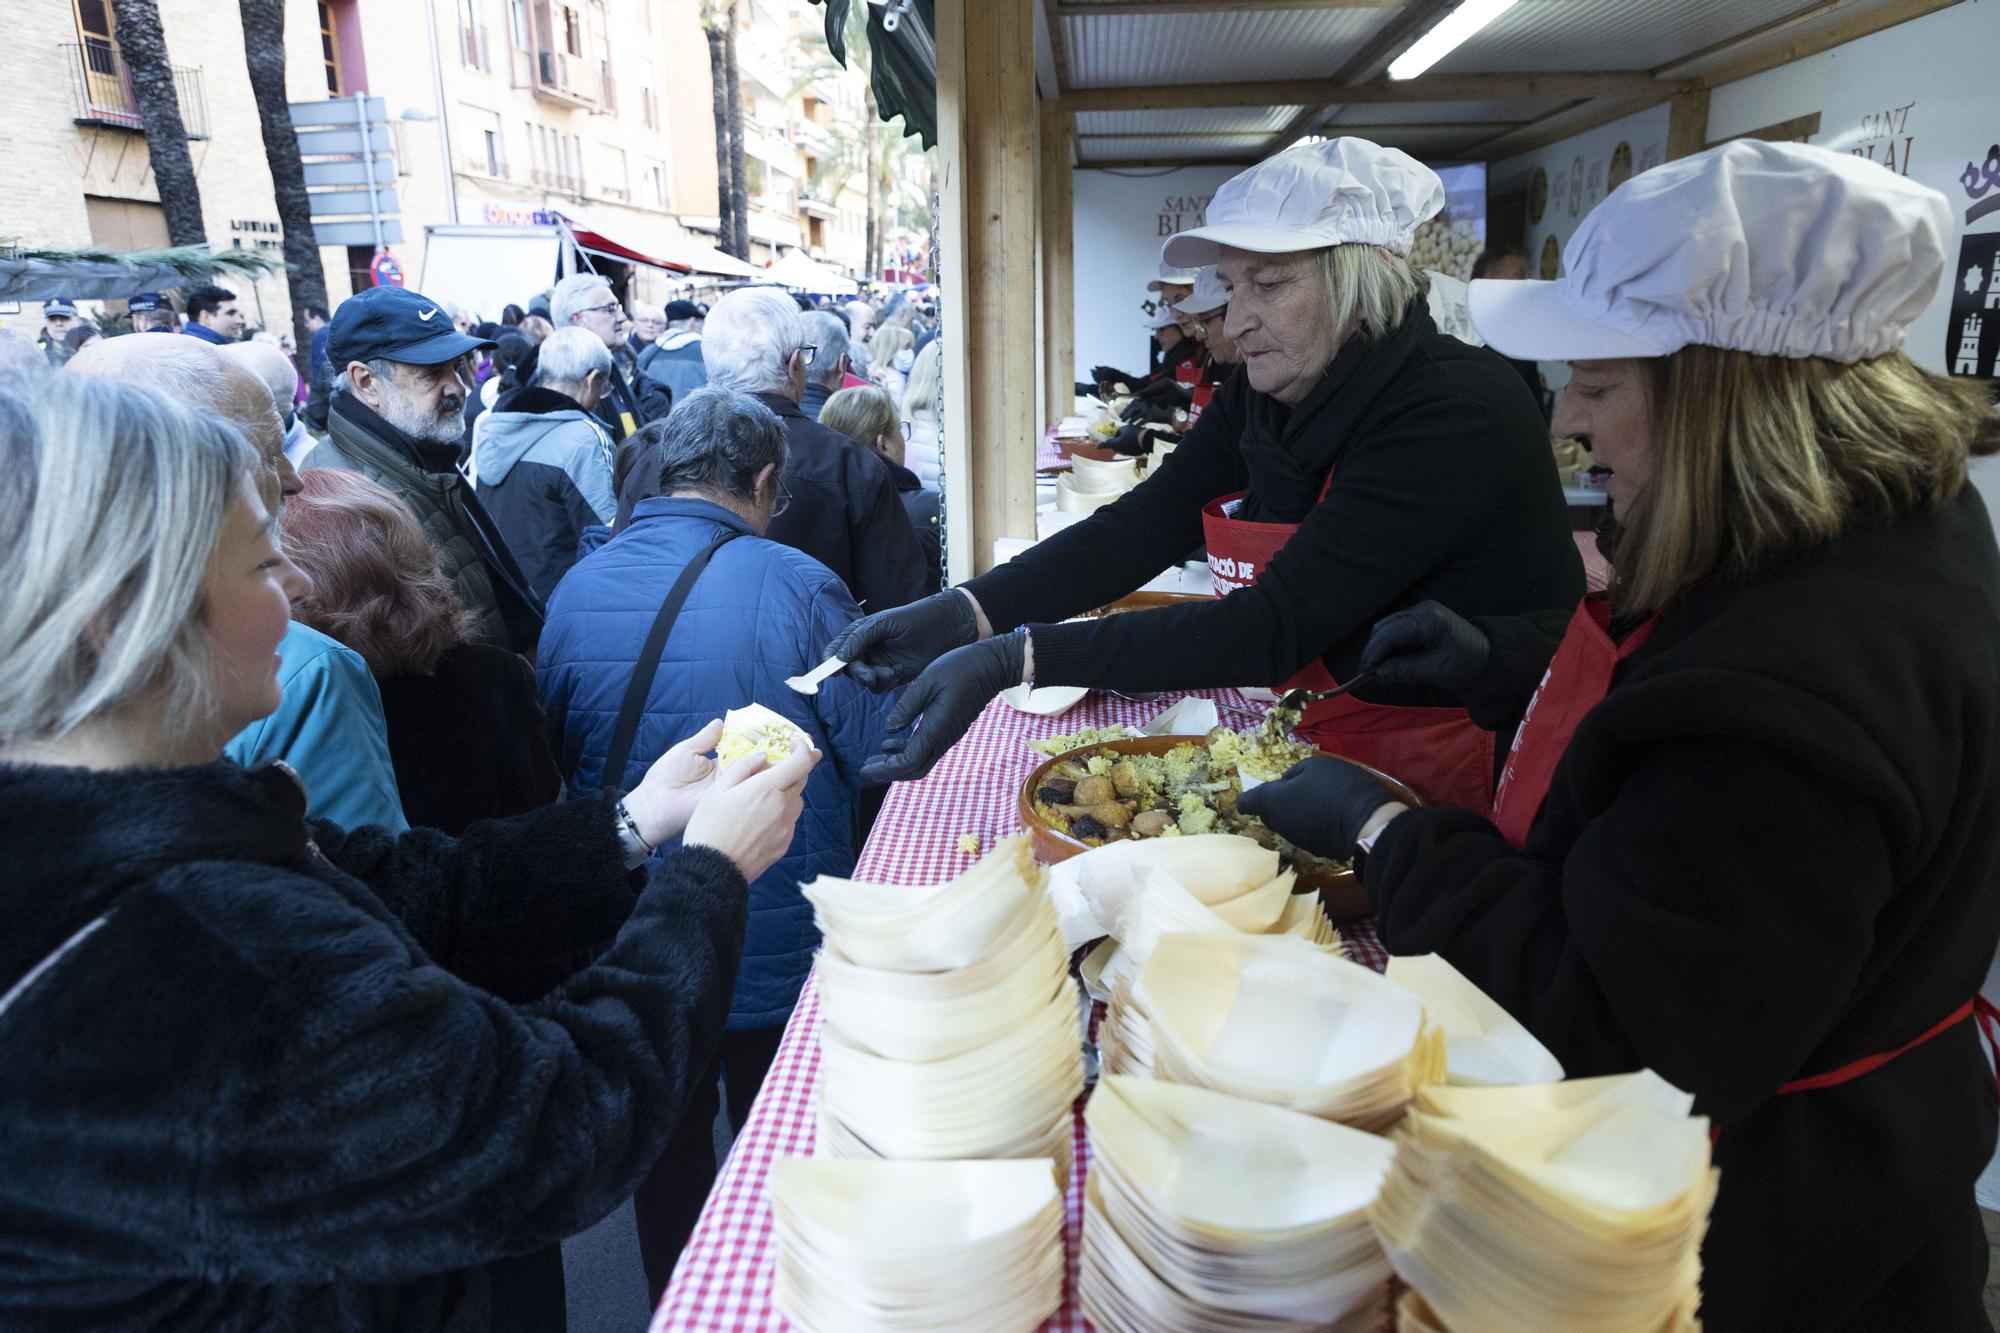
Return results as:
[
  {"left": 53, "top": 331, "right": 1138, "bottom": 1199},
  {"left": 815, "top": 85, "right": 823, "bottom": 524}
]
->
[
  {"left": 1028, "top": 726, "right": 1345, "bottom": 872},
  {"left": 715, "top": 703, "right": 810, "bottom": 767}
]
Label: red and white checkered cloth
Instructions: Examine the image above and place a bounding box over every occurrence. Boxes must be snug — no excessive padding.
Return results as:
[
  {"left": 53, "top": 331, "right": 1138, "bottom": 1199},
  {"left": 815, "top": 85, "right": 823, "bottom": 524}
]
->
[{"left": 652, "top": 689, "right": 1388, "bottom": 1332}]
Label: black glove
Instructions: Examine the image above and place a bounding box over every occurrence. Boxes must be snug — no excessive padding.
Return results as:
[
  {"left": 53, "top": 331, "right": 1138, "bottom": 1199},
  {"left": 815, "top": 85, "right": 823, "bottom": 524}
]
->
[
  {"left": 1131, "top": 379, "right": 1193, "bottom": 409},
  {"left": 1236, "top": 757, "right": 1402, "bottom": 861},
  {"left": 1090, "top": 365, "right": 1137, "bottom": 392},
  {"left": 825, "top": 590, "right": 981, "bottom": 690},
  {"left": 1119, "top": 396, "right": 1180, "bottom": 427},
  {"left": 1106, "top": 423, "right": 1158, "bottom": 456},
  {"left": 1357, "top": 601, "right": 1491, "bottom": 694},
  {"left": 860, "top": 634, "right": 1026, "bottom": 785}
]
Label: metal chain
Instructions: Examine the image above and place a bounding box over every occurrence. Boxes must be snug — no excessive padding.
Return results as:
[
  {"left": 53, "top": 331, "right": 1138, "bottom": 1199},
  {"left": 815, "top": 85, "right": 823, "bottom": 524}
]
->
[{"left": 929, "top": 170, "right": 947, "bottom": 591}]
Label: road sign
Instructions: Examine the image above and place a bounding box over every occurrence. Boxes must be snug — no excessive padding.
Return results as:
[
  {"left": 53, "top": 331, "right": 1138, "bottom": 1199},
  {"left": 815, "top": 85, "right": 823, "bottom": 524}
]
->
[
  {"left": 295, "top": 125, "right": 395, "bottom": 156},
  {"left": 288, "top": 96, "right": 386, "bottom": 127},
  {"left": 311, "top": 219, "right": 406, "bottom": 246},
  {"left": 306, "top": 187, "right": 401, "bottom": 217},
  {"left": 302, "top": 158, "right": 399, "bottom": 187},
  {"left": 369, "top": 251, "right": 405, "bottom": 288}
]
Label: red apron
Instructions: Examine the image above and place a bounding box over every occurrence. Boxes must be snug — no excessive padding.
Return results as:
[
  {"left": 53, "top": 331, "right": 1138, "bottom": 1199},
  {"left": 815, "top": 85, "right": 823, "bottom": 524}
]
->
[
  {"left": 1200, "top": 484, "right": 1495, "bottom": 814},
  {"left": 1492, "top": 598, "right": 2000, "bottom": 1125},
  {"left": 1490, "top": 594, "right": 1659, "bottom": 849},
  {"left": 1187, "top": 381, "right": 1214, "bottom": 428}
]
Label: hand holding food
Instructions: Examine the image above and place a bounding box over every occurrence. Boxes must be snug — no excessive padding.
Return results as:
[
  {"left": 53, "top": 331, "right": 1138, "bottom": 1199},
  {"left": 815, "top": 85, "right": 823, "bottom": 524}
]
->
[
  {"left": 623, "top": 719, "right": 723, "bottom": 849},
  {"left": 684, "top": 743, "right": 819, "bottom": 883},
  {"left": 1357, "top": 599, "right": 1491, "bottom": 694},
  {"left": 859, "top": 633, "right": 1027, "bottom": 786},
  {"left": 1236, "top": 756, "right": 1403, "bottom": 860},
  {"left": 825, "top": 589, "right": 982, "bottom": 690}
]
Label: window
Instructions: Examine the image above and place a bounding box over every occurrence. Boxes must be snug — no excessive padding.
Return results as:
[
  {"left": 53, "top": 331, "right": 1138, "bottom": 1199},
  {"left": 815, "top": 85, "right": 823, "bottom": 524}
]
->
[
  {"left": 318, "top": 2, "right": 341, "bottom": 94},
  {"left": 468, "top": 107, "right": 505, "bottom": 176},
  {"left": 457, "top": 0, "right": 488, "bottom": 70},
  {"left": 638, "top": 59, "right": 657, "bottom": 129},
  {"left": 564, "top": 134, "right": 583, "bottom": 191},
  {"left": 645, "top": 160, "right": 667, "bottom": 209},
  {"left": 600, "top": 144, "right": 628, "bottom": 200},
  {"left": 508, "top": 0, "right": 529, "bottom": 49},
  {"left": 562, "top": 3, "right": 582, "bottom": 57}
]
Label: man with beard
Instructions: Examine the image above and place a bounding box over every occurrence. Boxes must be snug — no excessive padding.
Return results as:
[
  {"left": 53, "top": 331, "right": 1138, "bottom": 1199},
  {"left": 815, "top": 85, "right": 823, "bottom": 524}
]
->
[{"left": 310, "top": 286, "right": 544, "bottom": 653}]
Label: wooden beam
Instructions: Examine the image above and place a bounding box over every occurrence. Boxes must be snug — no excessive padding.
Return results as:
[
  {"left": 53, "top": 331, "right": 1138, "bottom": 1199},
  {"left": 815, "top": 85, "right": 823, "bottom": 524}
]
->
[
  {"left": 1056, "top": 0, "right": 1400, "bottom": 14},
  {"left": 1690, "top": 0, "right": 1962, "bottom": 89},
  {"left": 1707, "top": 110, "right": 1822, "bottom": 149},
  {"left": 939, "top": 0, "right": 1041, "bottom": 577},
  {"left": 1261, "top": 0, "right": 1456, "bottom": 156},
  {"left": 1652, "top": 0, "right": 1863, "bottom": 77},
  {"left": 1059, "top": 71, "right": 1687, "bottom": 113},
  {"left": 1664, "top": 88, "right": 1709, "bottom": 161},
  {"left": 1040, "top": 0, "right": 1071, "bottom": 94},
  {"left": 1077, "top": 155, "right": 1261, "bottom": 169},
  {"left": 1456, "top": 97, "right": 1653, "bottom": 161},
  {"left": 1080, "top": 122, "right": 1521, "bottom": 140},
  {"left": 1040, "top": 108, "right": 1077, "bottom": 432}
]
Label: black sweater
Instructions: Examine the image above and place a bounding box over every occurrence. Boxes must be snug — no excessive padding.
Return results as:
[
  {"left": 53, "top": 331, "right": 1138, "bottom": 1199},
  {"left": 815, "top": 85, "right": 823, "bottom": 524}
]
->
[
  {"left": 969, "top": 303, "right": 1583, "bottom": 701},
  {"left": 1369, "top": 487, "right": 2000, "bottom": 1331},
  {"left": 377, "top": 643, "right": 563, "bottom": 837},
  {"left": 0, "top": 762, "right": 746, "bottom": 1331}
]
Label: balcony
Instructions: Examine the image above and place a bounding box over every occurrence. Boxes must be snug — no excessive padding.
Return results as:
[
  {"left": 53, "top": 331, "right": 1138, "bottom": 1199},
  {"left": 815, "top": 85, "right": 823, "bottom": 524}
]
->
[
  {"left": 531, "top": 165, "right": 583, "bottom": 194},
  {"left": 797, "top": 190, "right": 838, "bottom": 221},
  {"left": 64, "top": 41, "right": 209, "bottom": 138},
  {"left": 533, "top": 49, "right": 597, "bottom": 107}
]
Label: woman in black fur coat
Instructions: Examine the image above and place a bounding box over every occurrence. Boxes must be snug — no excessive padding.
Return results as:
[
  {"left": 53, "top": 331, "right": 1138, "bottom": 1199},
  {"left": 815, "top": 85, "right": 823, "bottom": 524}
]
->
[{"left": 0, "top": 374, "right": 818, "bottom": 1330}]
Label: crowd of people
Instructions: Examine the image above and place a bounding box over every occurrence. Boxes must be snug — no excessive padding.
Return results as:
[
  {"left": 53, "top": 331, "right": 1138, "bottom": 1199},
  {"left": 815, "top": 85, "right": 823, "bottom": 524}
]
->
[{"left": 3, "top": 123, "right": 1999, "bottom": 1333}]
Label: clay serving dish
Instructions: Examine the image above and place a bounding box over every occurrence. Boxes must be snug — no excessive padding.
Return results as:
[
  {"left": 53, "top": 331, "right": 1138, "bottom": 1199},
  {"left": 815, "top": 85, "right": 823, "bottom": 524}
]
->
[{"left": 1016, "top": 735, "right": 1421, "bottom": 925}]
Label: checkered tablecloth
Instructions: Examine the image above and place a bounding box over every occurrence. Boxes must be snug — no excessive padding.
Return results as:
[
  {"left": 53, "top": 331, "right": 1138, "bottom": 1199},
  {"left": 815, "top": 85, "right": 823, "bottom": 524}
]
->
[{"left": 652, "top": 689, "right": 1388, "bottom": 1333}]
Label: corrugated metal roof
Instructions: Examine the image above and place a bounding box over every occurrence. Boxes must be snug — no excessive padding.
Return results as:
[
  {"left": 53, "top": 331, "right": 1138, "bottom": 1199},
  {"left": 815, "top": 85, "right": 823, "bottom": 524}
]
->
[
  {"left": 1076, "top": 135, "right": 1266, "bottom": 163},
  {"left": 1431, "top": 0, "right": 1812, "bottom": 74},
  {"left": 1324, "top": 99, "right": 1571, "bottom": 126},
  {"left": 1065, "top": 7, "right": 1394, "bottom": 87},
  {"left": 1076, "top": 107, "right": 1308, "bottom": 136}
]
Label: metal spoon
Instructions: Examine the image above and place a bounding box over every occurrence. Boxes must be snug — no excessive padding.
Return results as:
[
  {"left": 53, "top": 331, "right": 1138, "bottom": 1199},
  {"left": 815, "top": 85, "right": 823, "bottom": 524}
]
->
[{"left": 1270, "top": 668, "right": 1380, "bottom": 731}]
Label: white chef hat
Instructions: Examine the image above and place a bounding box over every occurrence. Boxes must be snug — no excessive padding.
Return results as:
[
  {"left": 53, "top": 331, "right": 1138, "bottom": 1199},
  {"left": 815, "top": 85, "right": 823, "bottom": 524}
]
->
[
  {"left": 1469, "top": 139, "right": 1953, "bottom": 364},
  {"left": 1170, "top": 266, "right": 1229, "bottom": 316},
  {"left": 1146, "top": 260, "right": 1200, "bottom": 293},
  {"left": 1143, "top": 302, "right": 1178, "bottom": 330},
  {"left": 1161, "top": 137, "right": 1445, "bottom": 268}
]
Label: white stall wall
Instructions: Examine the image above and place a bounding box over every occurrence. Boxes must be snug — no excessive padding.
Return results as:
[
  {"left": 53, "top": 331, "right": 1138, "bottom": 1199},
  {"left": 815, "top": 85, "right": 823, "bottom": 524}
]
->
[
  {"left": 1072, "top": 167, "right": 1239, "bottom": 386},
  {"left": 1490, "top": 104, "right": 1672, "bottom": 394}
]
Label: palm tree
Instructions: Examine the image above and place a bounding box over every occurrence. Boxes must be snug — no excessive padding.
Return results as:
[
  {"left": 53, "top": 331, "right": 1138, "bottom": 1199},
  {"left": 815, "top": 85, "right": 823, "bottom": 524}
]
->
[
  {"left": 722, "top": 1, "right": 750, "bottom": 259},
  {"left": 699, "top": 0, "right": 736, "bottom": 259},
  {"left": 238, "top": 0, "right": 328, "bottom": 355},
  {"left": 108, "top": 0, "right": 205, "bottom": 244}
]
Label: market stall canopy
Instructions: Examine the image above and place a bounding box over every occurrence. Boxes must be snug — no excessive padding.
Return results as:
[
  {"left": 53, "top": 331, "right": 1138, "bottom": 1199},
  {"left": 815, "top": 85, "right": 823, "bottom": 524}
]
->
[
  {"left": 651, "top": 236, "right": 766, "bottom": 279},
  {"left": 551, "top": 212, "right": 693, "bottom": 274},
  {"left": 0, "top": 243, "right": 277, "bottom": 302},
  {"left": 766, "top": 247, "right": 861, "bottom": 296}
]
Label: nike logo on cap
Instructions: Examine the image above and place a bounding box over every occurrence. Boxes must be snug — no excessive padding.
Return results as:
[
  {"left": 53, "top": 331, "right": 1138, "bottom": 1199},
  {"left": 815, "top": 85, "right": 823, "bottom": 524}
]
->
[{"left": 418, "top": 307, "right": 438, "bottom": 320}]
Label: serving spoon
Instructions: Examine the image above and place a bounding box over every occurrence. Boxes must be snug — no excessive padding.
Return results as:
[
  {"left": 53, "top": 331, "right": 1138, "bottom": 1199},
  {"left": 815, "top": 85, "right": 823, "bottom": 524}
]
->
[{"left": 1265, "top": 668, "right": 1380, "bottom": 742}]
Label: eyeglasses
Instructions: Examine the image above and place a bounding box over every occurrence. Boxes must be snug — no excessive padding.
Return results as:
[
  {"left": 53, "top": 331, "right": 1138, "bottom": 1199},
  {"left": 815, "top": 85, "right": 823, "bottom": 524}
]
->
[
  {"left": 772, "top": 478, "right": 793, "bottom": 517},
  {"left": 900, "top": 419, "right": 912, "bottom": 441},
  {"left": 798, "top": 344, "right": 818, "bottom": 368},
  {"left": 578, "top": 301, "right": 622, "bottom": 318}
]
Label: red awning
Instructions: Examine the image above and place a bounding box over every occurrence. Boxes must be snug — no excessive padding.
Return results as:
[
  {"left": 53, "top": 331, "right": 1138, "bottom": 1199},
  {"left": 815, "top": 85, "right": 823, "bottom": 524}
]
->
[{"left": 560, "top": 217, "right": 694, "bottom": 274}]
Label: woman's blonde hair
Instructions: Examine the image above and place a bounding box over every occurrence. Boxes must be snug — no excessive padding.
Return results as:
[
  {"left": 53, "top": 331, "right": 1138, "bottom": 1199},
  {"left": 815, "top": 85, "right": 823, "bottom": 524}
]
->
[
  {"left": 1315, "top": 242, "right": 1426, "bottom": 344},
  {"left": 868, "top": 324, "right": 914, "bottom": 368},
  {"left": 902, "top": 339, "right": 941, "bottom": 420},
  {"left": 0, "top": 374, "right": 256, "bottom": 743},
  {"left": 820, "top": 385, "right": 900, "bottom": 452},
  {"left": 1613, "top": 346, "right": 2000, "bottom": 613}
]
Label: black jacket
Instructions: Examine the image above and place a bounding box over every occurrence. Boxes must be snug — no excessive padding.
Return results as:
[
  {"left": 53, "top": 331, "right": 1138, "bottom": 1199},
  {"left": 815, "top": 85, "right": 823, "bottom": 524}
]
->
[
  {"left": 1368, "top": 487, "right": 2000, "bottom": 1331},
  {"left": 378, "top": 643, "right": 563, "bottom": 836},
  {"left": 595, "top": 357, "right": 670, "bottom": 443},
  {"left": 470, "top": 385, "right": 617, "bottom": 603},
  {"left": 0, "top": 760, "right": 746, "bottom": 1330},
  {"left": 968, "top": 302, "right": 1583, "bottom": 700},
  {"left": 311, "top": 396, "right": 545, "bottom": 655},
  {"left": 799, "top": 379, "right": 834, "bottom": 421},
  {"left": 890, "top": 460, "right": 942, "bottom": 593},
  {"left": 614, "top": 391, "right": 929, "bottom": 614}
]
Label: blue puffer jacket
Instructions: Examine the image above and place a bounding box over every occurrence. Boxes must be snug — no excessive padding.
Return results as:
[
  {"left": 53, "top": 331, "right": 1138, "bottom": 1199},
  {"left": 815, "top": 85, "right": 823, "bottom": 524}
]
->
[{"left": 537, "top": 497, "right": 896, "bottom": 1030}]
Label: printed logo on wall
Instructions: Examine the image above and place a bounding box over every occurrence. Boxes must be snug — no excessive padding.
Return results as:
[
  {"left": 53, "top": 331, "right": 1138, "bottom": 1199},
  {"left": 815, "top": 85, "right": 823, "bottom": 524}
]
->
[
  {"left": 1528, "top": 168, "right": 1548, "bottom": 224},
  {"left": 1947, "top": 234, "right": 2000, "bottom": 381},
  {"left": 1539, "top": 234, "right": 1561, "bottom": 281},
  {"left": 1607, "top": 142, "right": 1634, "bottom": 193}
]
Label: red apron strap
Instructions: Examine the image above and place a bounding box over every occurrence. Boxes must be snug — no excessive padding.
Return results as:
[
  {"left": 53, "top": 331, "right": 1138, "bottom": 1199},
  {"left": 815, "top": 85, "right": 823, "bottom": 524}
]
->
[{"left": 1777, "top": 998, "right": 1978, "bottom": 1094}]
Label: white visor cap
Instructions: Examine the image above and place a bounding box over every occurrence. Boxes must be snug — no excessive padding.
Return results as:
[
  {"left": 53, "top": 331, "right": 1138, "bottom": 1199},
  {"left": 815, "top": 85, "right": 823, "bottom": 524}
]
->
[
  {"left": 1161, "top": 137, "right": 1445, "bottom": 269},
  {"left": 1147, "top": 261, "right": 1200, "bottom": 293},
  {"left": 1171, "top": 266, "right": 1229, "bottom": 316},
  {"left": 1144, "top": 302, "right": 1179, "bottom": 330},
  {"left": 1469, "top": 139, "right": 1953, "bottom": 364}
]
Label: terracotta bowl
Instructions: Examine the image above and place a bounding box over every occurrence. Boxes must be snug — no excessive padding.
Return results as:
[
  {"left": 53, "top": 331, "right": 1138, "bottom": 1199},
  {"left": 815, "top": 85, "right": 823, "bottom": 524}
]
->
[
  {"left": 1058, "top": 437, "right": 1121, "bottom": 463},
  {"left": 1085, "top": 590, "right": 1213, "bottom": 617},
  {"left": 1016, "top": 735, "right": 1422, "bottom": 925}
]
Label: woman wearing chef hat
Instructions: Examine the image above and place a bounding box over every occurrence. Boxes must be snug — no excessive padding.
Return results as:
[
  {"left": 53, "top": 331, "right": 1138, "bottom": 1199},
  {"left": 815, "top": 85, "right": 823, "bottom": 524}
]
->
[
  {"left": 1243, "top": 139, "right": 2000, "bottom": 1328},
  {"left": 832, "top": 138, "right": 1582, "bottom": 798},
  {"left": 1107, "top": 268, "right": 1244, "bottom": 457}
]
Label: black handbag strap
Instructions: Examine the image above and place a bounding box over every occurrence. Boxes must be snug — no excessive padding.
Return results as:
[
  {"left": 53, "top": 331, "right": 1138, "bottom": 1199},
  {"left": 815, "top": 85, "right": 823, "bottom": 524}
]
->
[{"left": 602, "top": 529, "right": 744, "bottom": 790}]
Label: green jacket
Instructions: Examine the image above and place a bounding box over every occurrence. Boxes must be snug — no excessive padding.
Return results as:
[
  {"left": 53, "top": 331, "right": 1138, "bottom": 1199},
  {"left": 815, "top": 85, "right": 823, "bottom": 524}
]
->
[{"left": 310, "top": 394, "right": 544, "bottom": 653}]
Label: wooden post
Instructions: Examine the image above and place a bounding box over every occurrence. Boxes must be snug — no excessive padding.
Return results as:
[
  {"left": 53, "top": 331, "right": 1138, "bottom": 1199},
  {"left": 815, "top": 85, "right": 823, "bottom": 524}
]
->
[
  {"left": 1040, "top": 107, "right": 1076, "bottom": 436},
  {"left": 936, "top": 0, "right": 1040, "bottom": 580},
  {"left": 1666, "top": 89, "right": 1711, "bottom": 162}
]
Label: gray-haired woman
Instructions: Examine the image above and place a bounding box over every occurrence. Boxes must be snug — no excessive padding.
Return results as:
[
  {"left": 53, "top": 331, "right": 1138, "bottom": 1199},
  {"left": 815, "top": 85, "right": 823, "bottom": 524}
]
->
[{"left": 0, "top": 373, "right": 816, "bottom": 1329}]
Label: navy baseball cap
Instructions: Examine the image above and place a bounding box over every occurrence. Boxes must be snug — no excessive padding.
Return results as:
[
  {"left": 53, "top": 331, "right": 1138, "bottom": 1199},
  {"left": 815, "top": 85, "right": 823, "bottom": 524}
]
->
[
  {"left": 43, "top": 298, "right": 79, "bottom": 318},
  {"left": 664, "top": 299, "right": 703, "bottom": 321},
  {"left": 327, "top": 286, "right": 495, "bottom": 368},
  {"left": 127, "top": 292, "right": 166, "bottom": 313}
]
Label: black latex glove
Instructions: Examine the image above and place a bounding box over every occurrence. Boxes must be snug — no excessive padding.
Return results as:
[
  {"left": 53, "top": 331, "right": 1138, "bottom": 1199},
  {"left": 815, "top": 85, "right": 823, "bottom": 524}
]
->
[
  {"left": 860, "top": 634, "right": 1026, "bottom": 785},
  {"left": 1132, "top": 379, "right": 1193, "bottom": 409},
  {"left": 1236, "top": 757, "right": 1402, "bottom": 861},
  {"left": 1090, "top": 365, "right": 1137, "bottom": 392},
  {"left": 1356, "top": 600, "right": 1491, "bottom": 694},
  {"left": 1106, "top": 423, "right": 1156, "bottom": 456},
  {"left": 1119, "top": 396, "right": 1180, "bottom": 427},
  {"left": 825, "top": 590, "right": 981, "bottom": 690}
]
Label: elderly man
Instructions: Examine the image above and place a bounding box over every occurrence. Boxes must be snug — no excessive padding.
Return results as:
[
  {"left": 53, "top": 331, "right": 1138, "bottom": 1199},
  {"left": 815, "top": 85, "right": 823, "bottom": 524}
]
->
[
  {"left": 615, "top": 286, "right": 928, "bottom": 614},
  {"left": 538, "top": 384, "right": 895, "bottom": 1299},
  {"left": 627, "top": 301, "right": 665, "bottom": 357},
  {"left": 182, "top": 285, "right": 245, "bottom": 345},
  {"left": 549, "top": 273, "right": 671, "bottom": 440},
  {"left": 309, "top": 284, "right": 544, "bottom": 653},
  {"left": 221, "top": 339, "right": 313, "bottom": 467},
  {"left": 840, "top": 299, "right": 875, "bottom": 378},
  {"left": 65, "top": 334, "right": 407, "bottom": 832},
  {"left": 798, "top": 309, "right": 851, "bottom": 420},
  {"left": 637, "top": 299, "right": 709, "bottom": 404},
  {"left": 470, "top": 326, "right": 618, "bottom": 601}
]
